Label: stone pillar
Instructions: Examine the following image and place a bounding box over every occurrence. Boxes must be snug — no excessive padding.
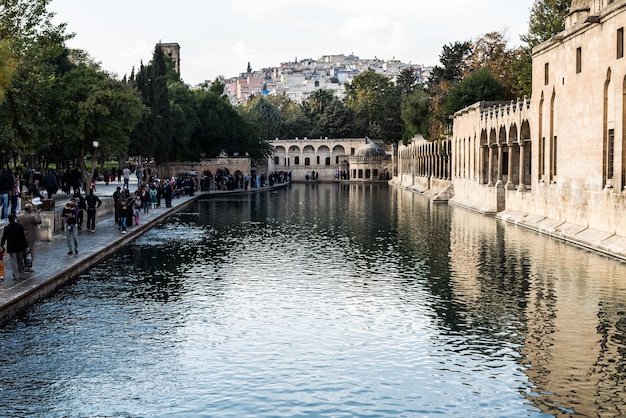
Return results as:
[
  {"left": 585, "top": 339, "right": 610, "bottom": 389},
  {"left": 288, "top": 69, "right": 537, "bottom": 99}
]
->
[
  {"left": 487, "top": 145, "right": 495, "bottom": 187},
  {"left": 495, "top": 144, "right": 503, "bottom": 187},
  {"left": 518, "top": 142, "right": 527, "bottom": 192}
]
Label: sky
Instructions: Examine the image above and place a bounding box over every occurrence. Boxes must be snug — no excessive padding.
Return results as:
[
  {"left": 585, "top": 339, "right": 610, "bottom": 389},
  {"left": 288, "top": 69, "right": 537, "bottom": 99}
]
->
[{"left": 50, "top": 0, "right": 536, "bottom": 86}]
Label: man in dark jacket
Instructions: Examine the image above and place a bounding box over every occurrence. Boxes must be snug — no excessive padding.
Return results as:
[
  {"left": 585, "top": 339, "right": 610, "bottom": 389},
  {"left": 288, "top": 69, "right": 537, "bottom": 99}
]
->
[
  {"left": 85, "top": 189, "right": 102, "bottom": 232},
  {"left": 41, "top": 169, "right": 58, "bottom": 200},
  {"left": 1, "top": 214, "right": 28, "bottom": 279}
]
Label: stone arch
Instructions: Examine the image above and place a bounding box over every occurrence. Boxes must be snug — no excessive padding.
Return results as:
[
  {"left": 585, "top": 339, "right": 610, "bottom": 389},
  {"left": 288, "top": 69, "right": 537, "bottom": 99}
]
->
[
  {"left": 302, "top": 145, "right": 315, "bottom": 166},
  {"left": 332, "top": 145, "right": 346, "bottom": 166},
  {"left": 507, "top": 123, "right": 519, "bottom": 187},
  {"left": 480, "top": 129, "right": 489, "bottom": 184},
  {"left": 538, "top": 91, "right": 545, "bottom": 181},
  {"left": 274, "top": 146, "right": 287, "bottom": 167},
  {"left": 550, "top": 88, "right": 557, "bottom": 182},
  {"left": 520, "top": 119, "right": 532, "bottom": 188},
  {"left": 318, "top": 145, "right": 331, "bottom": 166},
  {"left": 604, "top": 67, "right": 614, "bottom": 188}
]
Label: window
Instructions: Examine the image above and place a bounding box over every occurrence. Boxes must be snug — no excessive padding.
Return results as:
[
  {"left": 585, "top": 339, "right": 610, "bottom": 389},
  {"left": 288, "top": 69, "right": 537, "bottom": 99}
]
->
[
  {"left": 618, "top": 28, "right": 624, "bottom": 59},
  {"left": 608, "top": 129, "right": 615, "bottom": 179},
  {"left": 551, "top": 136, "right": 558, "bottom": 177},
  {"left": 539, "top": 136, "right": 546, "bottom": 179},
  {"left": 325, "top": 157, "right": 331, "bottom": 166},
  {"left": 576, "top": 47, "right": 582, "bottom": 73},
  {"left": 294, "top": 156, "right": 300, "bottom": 165},
  {"left": 335, "top": 156, "right": 340, "bottom": 164},
  {"left": 316, "top": 156, "right": 320, "bottom": 165},
  {"left": 350, "top": 148, "right": 355, "bottom": 155},
  {"left": 274, "top": 156, "right": 280, "bottom": 165},
  {"left": 544, "top": 63, "right": 549, "bottom": 85},
  {"left": 304, "top": 157, "right": 310, "bottom": 166}
]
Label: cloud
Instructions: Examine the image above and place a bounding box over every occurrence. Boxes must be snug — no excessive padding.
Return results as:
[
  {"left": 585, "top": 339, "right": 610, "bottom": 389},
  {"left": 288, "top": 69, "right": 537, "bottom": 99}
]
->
[{"left": 232, "top": 40, "right": 254, "bottom": 61}]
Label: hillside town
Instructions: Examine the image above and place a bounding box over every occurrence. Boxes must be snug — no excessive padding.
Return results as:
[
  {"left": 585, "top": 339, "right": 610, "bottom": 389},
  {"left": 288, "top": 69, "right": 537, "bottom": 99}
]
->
[{"left": 213, "top": 54, "right": 432, "bottom": 104}]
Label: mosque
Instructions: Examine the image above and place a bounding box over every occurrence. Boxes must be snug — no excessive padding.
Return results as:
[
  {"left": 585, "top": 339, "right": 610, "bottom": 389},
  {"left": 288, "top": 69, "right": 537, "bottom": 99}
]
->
[{"left": 267, "top": 137, "right": 392, "bottom": 182}]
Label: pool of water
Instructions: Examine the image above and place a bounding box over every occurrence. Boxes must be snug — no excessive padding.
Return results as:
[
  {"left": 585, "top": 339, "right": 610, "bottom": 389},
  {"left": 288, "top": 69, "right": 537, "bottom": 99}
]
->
[{"left": 1, "top": 183, "right": 625, "bottom": 417}]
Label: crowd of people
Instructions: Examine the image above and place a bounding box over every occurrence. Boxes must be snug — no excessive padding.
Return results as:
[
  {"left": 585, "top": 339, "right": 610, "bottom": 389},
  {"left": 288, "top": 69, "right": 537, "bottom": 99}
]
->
[{"left": 0, "top": 164, "right": 292, "bottom": 279}]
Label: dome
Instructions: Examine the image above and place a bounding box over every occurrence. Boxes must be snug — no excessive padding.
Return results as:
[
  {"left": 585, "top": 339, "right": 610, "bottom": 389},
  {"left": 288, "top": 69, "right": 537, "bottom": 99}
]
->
[{"left": 356, "top": 140, "right": 386, "bottom": 157}]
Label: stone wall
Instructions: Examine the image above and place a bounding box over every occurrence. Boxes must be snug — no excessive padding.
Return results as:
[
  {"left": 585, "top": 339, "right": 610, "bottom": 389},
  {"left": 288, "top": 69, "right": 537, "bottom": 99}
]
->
[{"left": 157, "top": 157, "right": 254, "bottom": 179}]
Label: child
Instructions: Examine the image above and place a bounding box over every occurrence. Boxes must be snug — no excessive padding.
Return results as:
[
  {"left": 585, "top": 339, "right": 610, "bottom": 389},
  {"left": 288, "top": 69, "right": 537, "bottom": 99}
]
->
[{"left": 134, "top": 195, "right": 141, "bottom": 225}]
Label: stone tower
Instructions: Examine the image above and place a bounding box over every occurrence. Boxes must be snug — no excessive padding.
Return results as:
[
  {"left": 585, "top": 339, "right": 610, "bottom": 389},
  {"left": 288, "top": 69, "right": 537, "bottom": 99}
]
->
[{"left": 158, "top": 43, "right": 181, "bottom": 74}]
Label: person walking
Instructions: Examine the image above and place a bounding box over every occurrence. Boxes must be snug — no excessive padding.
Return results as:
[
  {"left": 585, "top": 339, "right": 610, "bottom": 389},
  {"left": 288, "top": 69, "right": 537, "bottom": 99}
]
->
[
  {"left": 0, "top": 168, "right": 14, "bottom": 220},
  {"left": 1, "top": 214, "right": 28, "bottom": 279},
  {"left": 122, "top": 166, "right": 131, "bottom": 189},
  {"left": 62, "top": 198, "right": 79, "bottom": 255},
  {"left": 42, "top": 169, "right": 58, "bottom": 200},
  {"left": 72, "top": 189, "right": 86, "bottom": 231},
  {"left": 85, "top": 189, "right": 102, "bottom": 232},
  {"left": 17, "top": 203, "right": 42, "bottom": 272},
  {"left": 9, "top": 171, "right": 20, "bottom": 217},
  {"left": 117, "top": 193, "right": 129, "bottom": 234}
]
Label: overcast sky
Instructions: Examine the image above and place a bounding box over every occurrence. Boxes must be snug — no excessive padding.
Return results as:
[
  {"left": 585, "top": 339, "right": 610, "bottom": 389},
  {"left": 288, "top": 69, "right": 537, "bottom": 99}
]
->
[{"left": 50, "top": 0, "right": 535, "bottom": 86}]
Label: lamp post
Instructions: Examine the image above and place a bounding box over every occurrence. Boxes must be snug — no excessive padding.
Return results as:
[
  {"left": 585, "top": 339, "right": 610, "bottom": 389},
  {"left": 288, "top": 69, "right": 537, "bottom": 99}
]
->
[{"left": 91, "top": 141, "right": 99, "bottom": 191}]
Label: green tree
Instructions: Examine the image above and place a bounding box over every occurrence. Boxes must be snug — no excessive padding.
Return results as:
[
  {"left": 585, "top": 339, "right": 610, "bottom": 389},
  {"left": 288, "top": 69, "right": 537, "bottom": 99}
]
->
[
  {"left": 55, "top": 64, "right": 144, "bottom": 186},
  {"left": 188, "top": 90, "right": 271, "bottom": 163},
  {"left": 0, "top": 0, "right": 71, "bottom": 167},
  {"left": 522, "top": 0, "right": 570, "bottom": 48},
  {"left": 396, "top": 68, "right": 418, "bottom": 96},
  {"left": 427, "top": 41, "right": 473, "bottom": 139},
  {"left": 467, "top": 31, "right": 518, "bottom": 99},
  {"left": 401, "top": 87, "right": 431, "bottom": 142},
  {"left": 443, "top": 67, "right": 505, "bottom": 116},
  {"left": 0, "top": 40, "right": 16, "bottom": 104},
  {"left": 313, "top": 99, "right": 354, "bottom": 139},
  {"left": 131, "top": 45, "right": 173, "bottom": 164},
  {"left": 512, "top": 0, "right": 571, "bottom": 97},
  {"left": 168, "top": 80, "right": 199, "bottom": 161},
  {"left": 344, "top": 69, "right": 403, "bottom": 143},
  {"left": 429, "top": 41, "right": 472, "bottom": 86},
  {"left": 243, "top": 96, "right": 282, "bottom": 140}
]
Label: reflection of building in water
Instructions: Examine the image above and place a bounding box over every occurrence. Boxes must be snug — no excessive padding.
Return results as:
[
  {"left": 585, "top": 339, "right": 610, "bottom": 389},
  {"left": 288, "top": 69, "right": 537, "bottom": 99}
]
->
[
  {"left": 393, "top": 0, "right": 626, "bottom": 261},
  {"left": 268, "top": 138, "right": 392, "bottom": 182},
  {"left": 440, "top": 184, "right": 626, "bottom": 416}
]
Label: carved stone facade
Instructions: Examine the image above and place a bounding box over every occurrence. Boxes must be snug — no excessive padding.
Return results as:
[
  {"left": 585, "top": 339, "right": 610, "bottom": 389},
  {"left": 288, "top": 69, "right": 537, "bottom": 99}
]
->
[
  {"left": 268, "top": 138, "right": 392, "bottom": 181},
  {"left": 393, "top": 0, "right": 626, "bottom": 258}
]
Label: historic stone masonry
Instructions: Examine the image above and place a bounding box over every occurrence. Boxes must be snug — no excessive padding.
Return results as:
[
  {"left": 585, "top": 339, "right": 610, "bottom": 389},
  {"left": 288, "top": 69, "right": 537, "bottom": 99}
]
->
[{"left": 393, "top": 0, "right": 626, "bottom": 260}]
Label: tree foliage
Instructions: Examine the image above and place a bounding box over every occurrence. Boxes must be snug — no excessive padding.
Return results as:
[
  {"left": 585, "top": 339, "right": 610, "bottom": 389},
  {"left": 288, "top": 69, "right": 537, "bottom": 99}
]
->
[
  {"left": 443, "top": 67, "right": 505, "bottom": 116},
  {"left": 401, "top": 87, "right": 430, "bottom": 143},
  {"left": 130, "top": 45, "right": 173, "bottom": 163},
  {"left": 344, "top": 69, "right": 403, "bottom": 143},
  {"left": 0, "top": 40, "right": 16, "bottom": 104},
  {"left": 467, "top": 31, "right": 518, "bottom": 99},
  {"left": 522, "top": 0, "right": 570, "bottom": 48},
  {"left": 56, "top": 64, "right": 144, "bottom": 183}
]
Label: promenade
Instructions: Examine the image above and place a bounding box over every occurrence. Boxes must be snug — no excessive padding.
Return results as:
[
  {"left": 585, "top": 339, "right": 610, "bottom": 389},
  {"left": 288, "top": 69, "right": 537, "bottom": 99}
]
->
[{"left": 0, "top": 178, "right": 269, "bottom": 327}]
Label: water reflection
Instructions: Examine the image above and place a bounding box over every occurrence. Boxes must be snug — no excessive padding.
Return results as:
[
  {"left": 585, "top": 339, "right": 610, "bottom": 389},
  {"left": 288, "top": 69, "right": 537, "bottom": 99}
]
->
[{"left": 1, "top": 184, "right": 626, "bottom": 417}]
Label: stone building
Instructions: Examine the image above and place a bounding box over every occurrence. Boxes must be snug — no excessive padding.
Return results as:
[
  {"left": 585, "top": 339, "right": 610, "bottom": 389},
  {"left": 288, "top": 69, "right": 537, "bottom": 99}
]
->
[
  {"left": 268, "top": 138, "right": 392, "bottom": 181},
  {"left": 393, "top": 0, "right": 626, "bottom": 259},
  {"left": 159, "top": 43, "right": 180, "bottom": 74}
]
